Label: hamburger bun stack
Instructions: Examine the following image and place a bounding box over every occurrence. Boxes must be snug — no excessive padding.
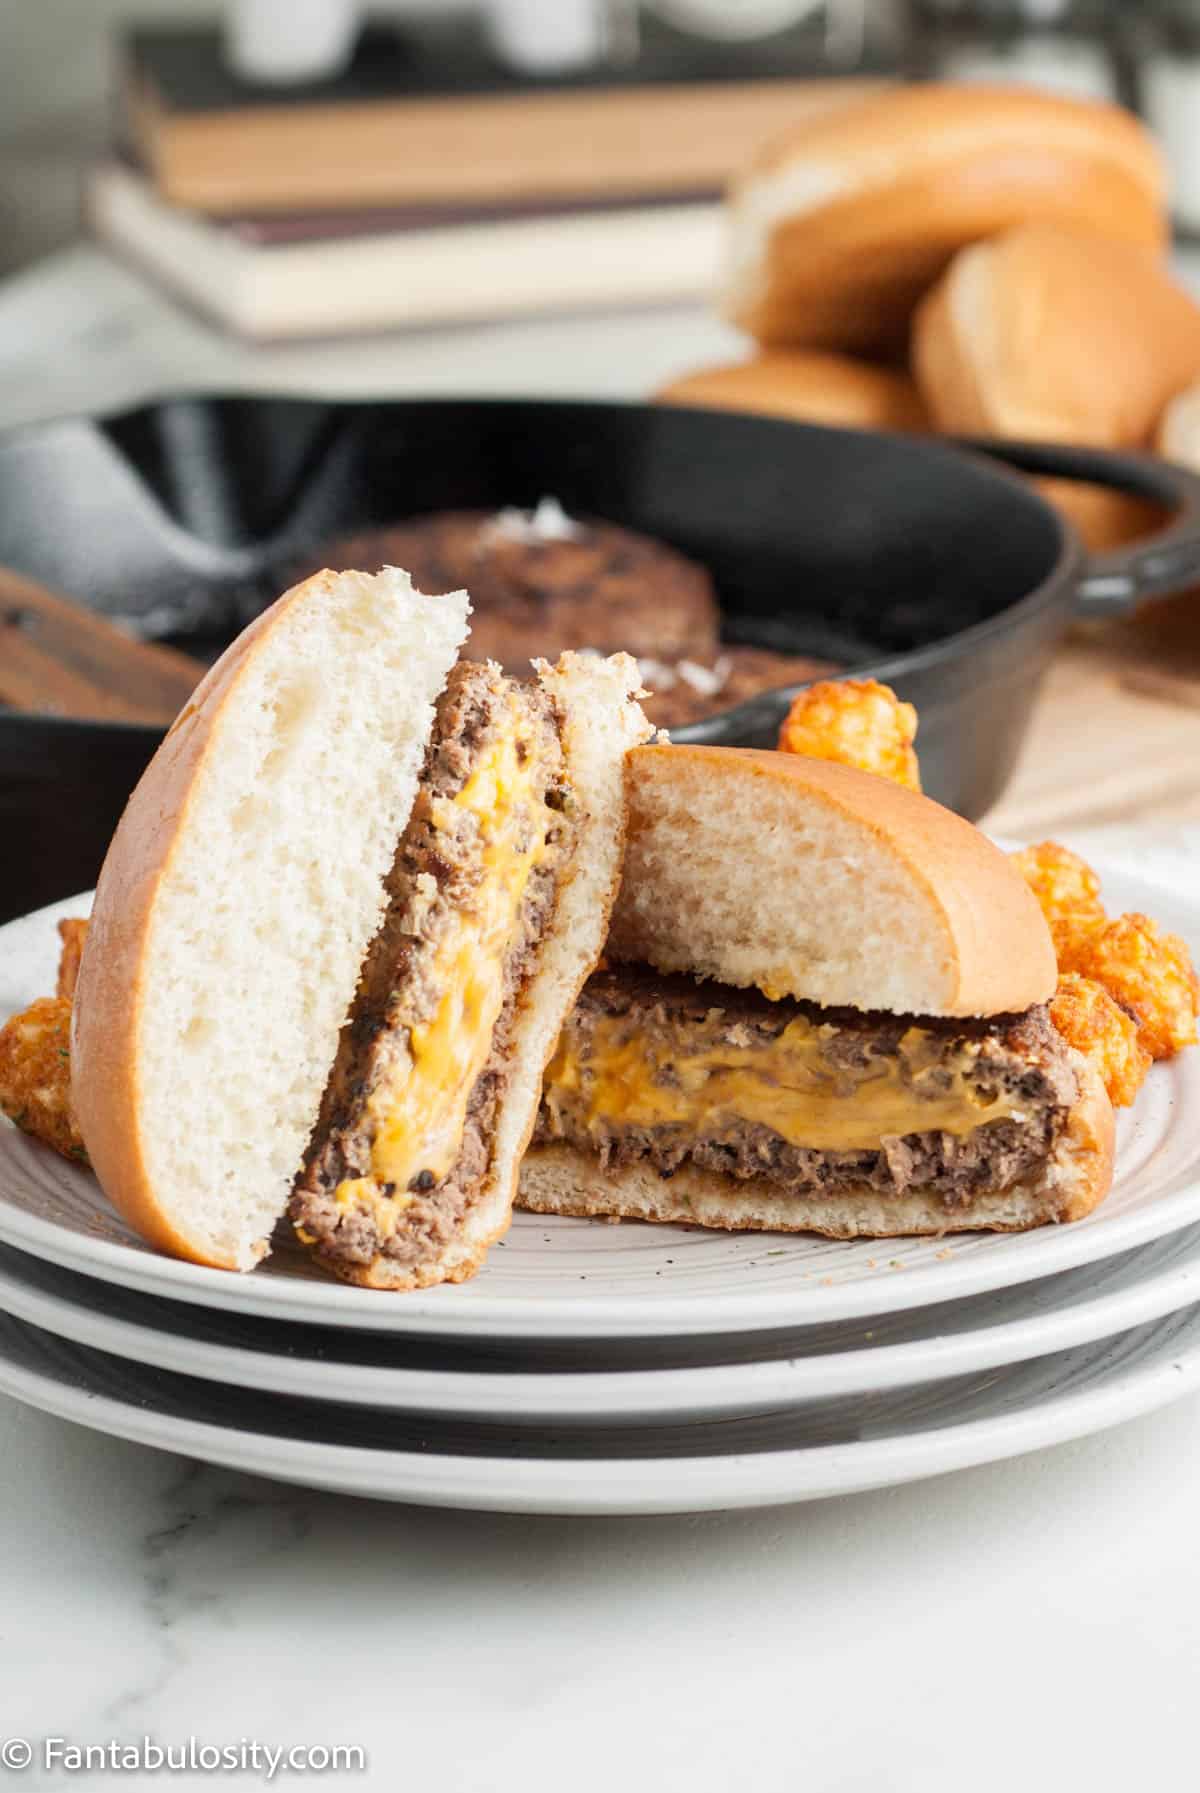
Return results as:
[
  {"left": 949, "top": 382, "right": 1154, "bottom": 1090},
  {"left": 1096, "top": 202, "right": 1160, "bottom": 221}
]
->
[
  {"left": 660, "top": 82, "right": 1200, "bottom": 557},
  {"left": 722, "top": 84, "right": 1166, "bottom": 359}
]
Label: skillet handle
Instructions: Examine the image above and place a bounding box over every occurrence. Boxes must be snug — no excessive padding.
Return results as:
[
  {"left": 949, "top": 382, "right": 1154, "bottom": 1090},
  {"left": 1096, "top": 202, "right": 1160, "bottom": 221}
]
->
[{"left": 964, "top": 437, "right": 1200, "bottom": 615}]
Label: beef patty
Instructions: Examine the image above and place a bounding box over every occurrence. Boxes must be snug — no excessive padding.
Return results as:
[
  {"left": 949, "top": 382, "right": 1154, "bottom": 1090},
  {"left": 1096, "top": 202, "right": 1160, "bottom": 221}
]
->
[
  {"left": 293, "top": 507, "right": 721, "bottom": 667},
  {"left": 291, "top": 662, "right": 576, "bottom": 1274},
  {"left": 535, "top": 965, "right": 1079, "bottom": 1211},
  {"left": 294, "top": 509, "right": 840, "bottom": 728}
]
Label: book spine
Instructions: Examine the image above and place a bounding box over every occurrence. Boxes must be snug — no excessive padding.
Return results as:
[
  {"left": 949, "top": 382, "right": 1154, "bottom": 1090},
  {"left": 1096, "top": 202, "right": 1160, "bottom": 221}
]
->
[
  {"left": 88, "top": 162, "right": 725, "bottom": 340},
  {"left": 131, "top": 78, "right": 885, "bottom": 214}
]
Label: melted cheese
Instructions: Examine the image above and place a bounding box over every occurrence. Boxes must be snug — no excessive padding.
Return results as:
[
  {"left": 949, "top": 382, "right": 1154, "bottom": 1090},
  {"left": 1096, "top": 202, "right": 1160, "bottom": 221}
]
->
[
  {"left": 334, "top": 1177, "right": 413, "bottom": 1239},
  {"left": 543, "top": 1013, "right": 1022, "bottom": 1153},
  {"left": 333, "top": 714, "right": 553, "bottom": 1215}
]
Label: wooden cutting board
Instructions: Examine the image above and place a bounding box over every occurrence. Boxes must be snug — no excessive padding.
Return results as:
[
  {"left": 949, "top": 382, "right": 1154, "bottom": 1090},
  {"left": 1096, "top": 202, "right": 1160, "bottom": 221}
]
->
[
  {"left": 986, "top": 616, "right": 1200, "bottom": 837},
  {"left": 0, "top": 567, "right": 204, "bottom": 725}
]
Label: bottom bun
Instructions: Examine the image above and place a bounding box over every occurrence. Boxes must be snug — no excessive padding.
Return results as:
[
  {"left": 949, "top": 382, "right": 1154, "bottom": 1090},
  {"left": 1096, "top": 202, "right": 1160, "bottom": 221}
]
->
[{"left": 519, "top": 1054, "right": 1114, "bottom": 1239}]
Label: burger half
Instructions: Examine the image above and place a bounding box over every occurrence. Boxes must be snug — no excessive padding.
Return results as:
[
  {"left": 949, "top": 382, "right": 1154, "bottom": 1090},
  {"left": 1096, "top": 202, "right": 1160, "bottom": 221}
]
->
[
  {"left": 72, "top": 568, "right": 651, "bottom": 1287},
  {"left": 523, "top": 746, "right": 1115, "bottom": 1236}
]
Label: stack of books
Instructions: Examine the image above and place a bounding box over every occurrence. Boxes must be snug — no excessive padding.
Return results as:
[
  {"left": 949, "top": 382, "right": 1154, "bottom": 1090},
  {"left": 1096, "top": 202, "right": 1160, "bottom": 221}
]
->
[{"left": 89, "top": 13, "right": 887, "bottom": 341}]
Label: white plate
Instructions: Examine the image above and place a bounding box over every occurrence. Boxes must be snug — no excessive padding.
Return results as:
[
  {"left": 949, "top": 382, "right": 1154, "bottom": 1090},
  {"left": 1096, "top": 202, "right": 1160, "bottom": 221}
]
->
[
  {"left": 1, "top": 877, "right": 1199, "bottom": 1340},
  {"left": 1, "top": 1302, "right": 1199, "bottom": 1512},
  {"left": 4, "top": 1220, "right": 1200, "bottom": 1420}
]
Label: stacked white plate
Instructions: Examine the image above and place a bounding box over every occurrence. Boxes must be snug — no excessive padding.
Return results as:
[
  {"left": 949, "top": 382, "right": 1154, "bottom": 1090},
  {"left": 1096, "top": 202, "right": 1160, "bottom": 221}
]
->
[{"left": 2, "top": 869, "right": 1200, "bottom": 1516}]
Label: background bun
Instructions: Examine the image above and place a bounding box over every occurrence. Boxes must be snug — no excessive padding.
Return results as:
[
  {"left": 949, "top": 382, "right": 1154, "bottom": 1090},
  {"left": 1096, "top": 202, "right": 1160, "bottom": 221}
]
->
[
  {"left": 1033, "top": 475, "right": 1171, "bottom": 555},
  {"left": 655, "top": 351, "right": 927, "bottom": 432},
  {"left": 914, "top": 225, "right": 1200, "bottom": 448},
  {"left": 724, "top": 85, "right": 1166, "bottom": 357},
  {"left": 607, "top": 745, "right": 1057, "bottom": 1018},
  {"left": 1157, "top": 377, "right": 1200, "bottom": 470}
]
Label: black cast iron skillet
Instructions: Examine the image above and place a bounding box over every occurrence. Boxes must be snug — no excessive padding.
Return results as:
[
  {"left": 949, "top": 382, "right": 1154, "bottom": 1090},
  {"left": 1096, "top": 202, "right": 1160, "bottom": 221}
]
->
[{"left": 2, "top": 394, "right": 1200, "bottom": 925}]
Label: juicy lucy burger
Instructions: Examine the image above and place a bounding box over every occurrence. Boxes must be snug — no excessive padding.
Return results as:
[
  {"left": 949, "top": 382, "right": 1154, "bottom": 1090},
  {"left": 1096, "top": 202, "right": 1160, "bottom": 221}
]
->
[
  {"left": 71, "top": 567, "right": 651, "bottom": 1287},
  {"left": 522, "top": 746, "right": 1115, "bottom": 1236}
]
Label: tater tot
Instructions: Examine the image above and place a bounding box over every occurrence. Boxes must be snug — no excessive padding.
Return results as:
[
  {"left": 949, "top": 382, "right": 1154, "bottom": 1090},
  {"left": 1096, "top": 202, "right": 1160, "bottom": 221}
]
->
[
  {"left": 777, "top": 678, "right": 921, "bottom": 790},
  {"left": 1056, "top": 912, "right": 1200, "bottom": 1060},
  {"left": 0, "top": 995, "right": 88, "bottom": 1164},
  {"left": 1049, "top": 973, "right": 1152, "bottom": 1107},
  {"left": 1009, "top": 841, "right": 1105, "bottom": 930},
  {"left": 1049, "top": 910, "right": 1109, "bottom": 969}
]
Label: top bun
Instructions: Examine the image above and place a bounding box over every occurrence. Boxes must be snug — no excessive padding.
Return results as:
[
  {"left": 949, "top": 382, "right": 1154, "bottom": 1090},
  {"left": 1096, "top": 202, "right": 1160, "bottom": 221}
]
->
[
  {"left": 607, "top": 746, "right": 1056, "bottom": 1018},
  {"left": 72, "top": 568, "right": 469, "bottom": 1271},
  {"left": 724, "top": 84, "right": 1166, "bottom": 357},
  {"left": 655, "top": 351, "right": 927, "bottom": 433},
  {"left": 914, "top": 225, "right": 1200, "bottom": 447}
]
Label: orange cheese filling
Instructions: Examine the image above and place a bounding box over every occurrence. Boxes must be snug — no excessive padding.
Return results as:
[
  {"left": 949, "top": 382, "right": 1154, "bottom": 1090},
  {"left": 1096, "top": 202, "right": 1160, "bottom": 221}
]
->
[
  {"left": 333, "top": 712, "right": 554, "bottom": 1216},
  {"left": 542, "top": 1013, "right": 1024, "bottom": 1153}
]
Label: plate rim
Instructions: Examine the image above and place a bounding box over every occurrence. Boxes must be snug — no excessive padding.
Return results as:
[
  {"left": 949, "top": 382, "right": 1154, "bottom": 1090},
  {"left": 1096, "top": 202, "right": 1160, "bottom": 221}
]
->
[
  {"left": 3, "top": 1224, "right": 1200, "bottom": 1419},
  {"left": 5, "top": 1160, "right": 1200, "bottom": 1338},
  {"left": 0, "top": 1304, "right": 1198, "bottom": 1513},
  {"left": 2, "top": 870, "right": 1199, "bottom": 1340}
]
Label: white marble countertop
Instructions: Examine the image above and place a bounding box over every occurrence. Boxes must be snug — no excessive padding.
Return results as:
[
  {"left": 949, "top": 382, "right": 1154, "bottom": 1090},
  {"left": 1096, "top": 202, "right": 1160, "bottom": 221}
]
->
[
  {"left": 6, "top": 1389, "right": 1200, "bottom": 1790},
  {"left": 2, "top": 248, "right": 1200, "bottom": 1791}
]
